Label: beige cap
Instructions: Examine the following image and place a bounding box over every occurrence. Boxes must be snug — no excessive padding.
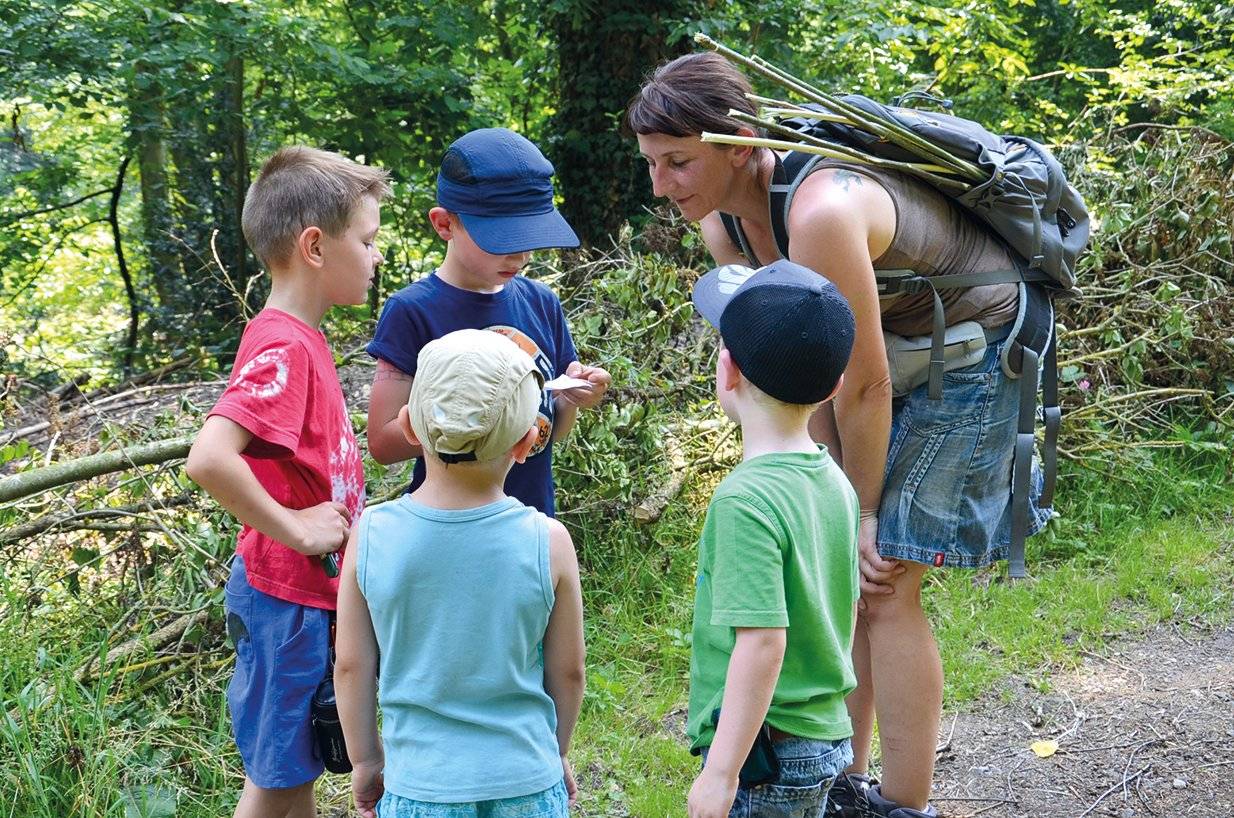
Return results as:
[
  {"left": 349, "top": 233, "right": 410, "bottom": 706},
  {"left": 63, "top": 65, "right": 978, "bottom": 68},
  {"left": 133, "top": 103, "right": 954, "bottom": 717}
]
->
[{"left": 408, "top": 329, "right": 544, "bottom": 463}]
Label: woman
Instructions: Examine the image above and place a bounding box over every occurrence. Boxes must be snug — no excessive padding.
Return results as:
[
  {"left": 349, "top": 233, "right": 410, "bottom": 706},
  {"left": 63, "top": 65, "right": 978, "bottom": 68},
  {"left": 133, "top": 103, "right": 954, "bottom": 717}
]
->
[{"left": 626, "top": 53, "right": 1050, "bottom": 818}]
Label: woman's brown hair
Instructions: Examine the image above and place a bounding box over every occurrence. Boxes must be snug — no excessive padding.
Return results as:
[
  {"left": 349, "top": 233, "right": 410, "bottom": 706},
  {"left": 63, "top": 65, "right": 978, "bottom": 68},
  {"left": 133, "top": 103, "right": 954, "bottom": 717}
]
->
[{"left": 624, "top": 52, "right": 760, "bottom": 138}]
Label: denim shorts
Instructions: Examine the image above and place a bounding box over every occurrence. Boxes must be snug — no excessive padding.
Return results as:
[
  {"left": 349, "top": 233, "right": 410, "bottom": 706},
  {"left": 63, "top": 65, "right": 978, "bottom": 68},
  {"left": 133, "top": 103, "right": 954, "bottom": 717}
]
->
[
  {"left": 878, "top": 340, "right": 1052, "bottom": 569},
  {"left": 225, "top": 555, "right": 331, "bottom": 789},
  {"left": 377, "top": 779, "right": 569, "bottom": 818},
  {"left": 704, "top": 736, "right": 853, "bottom": 818}
]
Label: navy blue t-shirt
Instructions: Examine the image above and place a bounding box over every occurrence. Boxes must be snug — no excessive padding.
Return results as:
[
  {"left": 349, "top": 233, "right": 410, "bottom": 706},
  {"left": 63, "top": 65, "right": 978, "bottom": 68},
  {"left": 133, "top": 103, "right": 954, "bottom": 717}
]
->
[{"left": 367, "top": 272, "right": 577, "bottom": 516}]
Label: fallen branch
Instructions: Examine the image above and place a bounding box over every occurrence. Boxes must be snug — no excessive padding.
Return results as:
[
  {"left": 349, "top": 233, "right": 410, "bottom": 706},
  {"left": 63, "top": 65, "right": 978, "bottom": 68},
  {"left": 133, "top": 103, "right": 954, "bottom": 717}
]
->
[
  {"left": 0, "top": 491, "right": 197, "bottom": 547},
  {"left": 3, "top": 380, "right": 217, "bottom": 444},
  {"left": 632, "top": 436, "right": 689, "bottom": 525},
  {"left": 936, "top": 714, "right": 959, "bottom": 754},
  {"left": 0, "top": 436, "right": 193, "bottom": 503},
  {"left": 75, "top": 607, "right": 211, "bottom": 685}
]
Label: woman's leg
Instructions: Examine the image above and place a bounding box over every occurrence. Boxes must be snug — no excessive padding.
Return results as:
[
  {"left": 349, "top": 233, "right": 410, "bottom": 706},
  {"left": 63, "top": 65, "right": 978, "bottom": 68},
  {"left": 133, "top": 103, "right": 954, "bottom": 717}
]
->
[{"left": 860, "top": 562, "right": 940, "bottom": 811}]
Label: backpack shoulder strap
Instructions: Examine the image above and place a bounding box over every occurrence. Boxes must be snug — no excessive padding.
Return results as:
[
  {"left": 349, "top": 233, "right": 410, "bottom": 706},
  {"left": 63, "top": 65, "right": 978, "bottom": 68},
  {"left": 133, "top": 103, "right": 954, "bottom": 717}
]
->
[
  {"left": 718, "top": 212, "right": 760, "bottom": 267},
  {"left": 721, "top": 151, "right": 819, "bottom": 266},
  {"left": 769, "top": 151, "right": 820, "bottom": 259}
]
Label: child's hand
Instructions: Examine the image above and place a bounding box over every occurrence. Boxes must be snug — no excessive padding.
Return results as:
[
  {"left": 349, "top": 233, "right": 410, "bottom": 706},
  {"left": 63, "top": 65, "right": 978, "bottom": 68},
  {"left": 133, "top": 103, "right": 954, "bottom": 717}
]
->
[
  {"left": 561, "top": 755, "right": 578, "bottom": 807},
  {"left": 351, "top": 760, "right": 384, "bottom": 818},
  {"left": 290, "top": 501, "right": 351, "bottom": 556},
  {"left": 557, "top": 361, "right": 611, "bottom": 409},
  {"left": 687, "top": 765, "right": 739, "bottom": 818}
]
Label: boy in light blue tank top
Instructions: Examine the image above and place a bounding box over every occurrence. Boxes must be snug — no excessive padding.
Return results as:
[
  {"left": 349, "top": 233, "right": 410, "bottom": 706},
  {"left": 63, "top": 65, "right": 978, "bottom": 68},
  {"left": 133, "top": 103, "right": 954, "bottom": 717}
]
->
[{"left": 335, "top": 329, "right": 586, "bottom": 818}]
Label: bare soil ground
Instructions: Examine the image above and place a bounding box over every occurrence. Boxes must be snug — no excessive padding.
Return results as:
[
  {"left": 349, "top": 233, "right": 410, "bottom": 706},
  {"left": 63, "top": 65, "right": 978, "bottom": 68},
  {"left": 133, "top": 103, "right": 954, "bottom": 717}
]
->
[{"left": 932, "top": 625, "right": 1234, "bottom": 818}]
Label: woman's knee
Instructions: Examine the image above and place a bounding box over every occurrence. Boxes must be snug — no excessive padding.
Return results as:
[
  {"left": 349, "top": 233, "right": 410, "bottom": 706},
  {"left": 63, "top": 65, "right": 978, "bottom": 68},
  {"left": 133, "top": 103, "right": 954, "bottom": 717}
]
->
[{"left": 858, "top": 564, "right": 928, "bottom": 625}]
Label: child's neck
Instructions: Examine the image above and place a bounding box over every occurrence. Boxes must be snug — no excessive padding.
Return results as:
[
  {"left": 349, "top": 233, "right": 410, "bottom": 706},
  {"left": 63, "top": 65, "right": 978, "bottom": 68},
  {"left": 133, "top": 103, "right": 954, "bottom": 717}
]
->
[
  {"left": 412, "top": 461, "right": 511, "bottom": 510},
  {"left": 437, "top": 253, "right": 504, "bottom": 294},
  {"left": 265, "top": 270, "right": 329, "bottom": 327},
  {"left": 738, "top": 404, "right": 818, "bottom": 462}
]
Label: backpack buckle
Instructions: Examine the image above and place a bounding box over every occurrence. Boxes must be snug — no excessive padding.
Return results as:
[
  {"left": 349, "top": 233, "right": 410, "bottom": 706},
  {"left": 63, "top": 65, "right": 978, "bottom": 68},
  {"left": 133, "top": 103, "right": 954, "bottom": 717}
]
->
[{"left": 877, "top": 273, "right": 930, "bottom": 296}]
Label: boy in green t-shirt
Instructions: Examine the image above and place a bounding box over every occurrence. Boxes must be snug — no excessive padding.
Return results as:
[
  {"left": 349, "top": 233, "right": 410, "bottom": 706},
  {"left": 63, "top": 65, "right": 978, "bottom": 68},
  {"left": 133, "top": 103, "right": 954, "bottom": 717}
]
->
[{"left": 685, "top": 260, "right": 861, "bottom": 818}]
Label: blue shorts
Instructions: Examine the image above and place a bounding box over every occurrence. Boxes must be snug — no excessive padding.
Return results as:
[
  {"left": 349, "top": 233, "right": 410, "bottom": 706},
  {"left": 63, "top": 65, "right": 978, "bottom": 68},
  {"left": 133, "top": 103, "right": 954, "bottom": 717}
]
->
[
  {"left": 377, "top": 779, "right": 569, "bottom": 817},
  {"left": 704, "top": 737, "right": 853, "bottom": 818},
  {"left": 224, "top": 555, "right": 331, "bottom": 789},
  {"left": 878, "top": 340, "right": 1052, "bottom": 569}
]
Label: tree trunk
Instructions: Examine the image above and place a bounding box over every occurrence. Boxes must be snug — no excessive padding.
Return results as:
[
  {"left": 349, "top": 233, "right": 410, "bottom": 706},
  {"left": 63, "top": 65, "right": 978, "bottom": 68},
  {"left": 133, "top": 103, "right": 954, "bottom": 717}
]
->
[
  {"left": 221, "top": 52, "right": 249, "bottom": 290},
  {"left": 548, "top": 1, "right": 698, "bottom": 246},
  {"left": 108, "top": 154, "right": 139, "bottom": 374},
  {"left": 131, "top": 63, "right": 181, "bottom": 310}
]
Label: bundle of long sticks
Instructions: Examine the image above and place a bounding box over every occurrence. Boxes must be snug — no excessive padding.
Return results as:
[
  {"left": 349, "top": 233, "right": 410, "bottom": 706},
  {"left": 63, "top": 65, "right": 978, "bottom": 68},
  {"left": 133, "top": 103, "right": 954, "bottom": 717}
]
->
[{"left": 693, "top": 33, "right": 983, "bottom": 193}]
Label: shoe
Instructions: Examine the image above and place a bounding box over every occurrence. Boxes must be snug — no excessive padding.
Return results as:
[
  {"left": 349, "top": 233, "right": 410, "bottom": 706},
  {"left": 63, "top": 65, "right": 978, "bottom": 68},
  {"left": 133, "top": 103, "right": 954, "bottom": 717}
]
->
[
  {"left": 824, "top": 772, "right": 876, "bottom": 818},
  {"left": 862, "top": 784, "right": 939, "bottom": 818}
]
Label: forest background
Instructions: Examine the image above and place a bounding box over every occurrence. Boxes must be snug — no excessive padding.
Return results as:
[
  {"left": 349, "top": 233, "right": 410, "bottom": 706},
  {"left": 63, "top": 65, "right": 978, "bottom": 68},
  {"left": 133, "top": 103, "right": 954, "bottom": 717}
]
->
[{"left": 1, "top": 0, "right": 1233, "bottom": 816}]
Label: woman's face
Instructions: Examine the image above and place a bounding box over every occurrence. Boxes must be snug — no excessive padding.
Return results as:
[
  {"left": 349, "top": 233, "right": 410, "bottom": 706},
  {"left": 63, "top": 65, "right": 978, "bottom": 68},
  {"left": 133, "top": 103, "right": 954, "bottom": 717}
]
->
[{"left": 636, "top": 132, "right": 739, "bottom": 222}]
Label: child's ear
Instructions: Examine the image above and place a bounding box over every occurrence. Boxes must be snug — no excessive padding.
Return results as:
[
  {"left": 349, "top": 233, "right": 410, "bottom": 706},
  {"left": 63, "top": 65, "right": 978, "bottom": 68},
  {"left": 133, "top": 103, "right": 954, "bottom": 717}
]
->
[
  {"left": 427, "top": 207, "right": 453, "bottom": 241},
  {"left": 822, "top": 373, "right": 845, "bottom": 404},
  {"left": 510, "top": 426, "right": 539, "bottom": 464},
  {"left": 718, "top": 347, "right": 743, "bottom": 393},
  {"left": 297, "top": 225, "right": 325, "bottom": 268},
  {"left": 397, "top": 405, "right": 420, "bottom": 446}
]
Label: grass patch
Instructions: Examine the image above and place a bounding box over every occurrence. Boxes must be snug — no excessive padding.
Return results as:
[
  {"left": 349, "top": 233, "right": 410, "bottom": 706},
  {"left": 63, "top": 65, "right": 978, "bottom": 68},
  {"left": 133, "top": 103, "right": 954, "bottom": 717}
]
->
[
  {"left": 1, "top": 446, "right": 1231, "bottom": 816},
  {"left": 568, "top": 449, "right": 1234, "bottom": 813}
]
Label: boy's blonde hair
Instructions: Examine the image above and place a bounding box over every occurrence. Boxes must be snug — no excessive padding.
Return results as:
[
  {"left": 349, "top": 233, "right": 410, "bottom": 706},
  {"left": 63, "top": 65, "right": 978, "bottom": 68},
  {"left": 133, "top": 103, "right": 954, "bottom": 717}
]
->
[{"left": 242, "top": 146, "right": 392, "bottom": 269}]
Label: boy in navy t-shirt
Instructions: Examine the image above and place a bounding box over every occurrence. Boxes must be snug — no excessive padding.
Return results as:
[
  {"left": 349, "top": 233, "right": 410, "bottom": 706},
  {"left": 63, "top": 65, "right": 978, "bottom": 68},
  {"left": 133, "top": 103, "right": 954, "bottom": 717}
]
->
[{"left": 366, "top": 128, "right": 610, "bottom": 515}]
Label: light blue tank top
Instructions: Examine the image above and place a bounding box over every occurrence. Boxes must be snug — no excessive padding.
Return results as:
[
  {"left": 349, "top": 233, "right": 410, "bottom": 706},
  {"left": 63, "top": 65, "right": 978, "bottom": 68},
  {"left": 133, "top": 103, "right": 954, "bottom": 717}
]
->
[{"left": 356, "top": 495, "right": 561, "bottom": 802}]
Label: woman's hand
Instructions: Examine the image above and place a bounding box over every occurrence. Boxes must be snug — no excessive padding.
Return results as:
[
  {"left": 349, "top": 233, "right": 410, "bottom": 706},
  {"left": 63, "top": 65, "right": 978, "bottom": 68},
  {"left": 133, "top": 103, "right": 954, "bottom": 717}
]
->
[{"left": 857, "top": 511, "right": 903, "bottom": 598}]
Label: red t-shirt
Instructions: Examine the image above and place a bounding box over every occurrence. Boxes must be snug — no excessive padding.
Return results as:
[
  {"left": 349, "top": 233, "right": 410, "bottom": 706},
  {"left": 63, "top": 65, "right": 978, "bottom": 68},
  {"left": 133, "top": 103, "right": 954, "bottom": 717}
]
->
[{"left": 208, "top": 308, "right": 365, "bottom": 609}]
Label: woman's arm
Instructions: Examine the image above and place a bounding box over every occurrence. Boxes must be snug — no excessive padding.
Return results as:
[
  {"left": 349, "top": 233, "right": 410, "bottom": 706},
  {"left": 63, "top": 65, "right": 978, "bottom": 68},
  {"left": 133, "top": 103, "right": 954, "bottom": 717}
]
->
[
  {"left": 787, "top": 169, "right": 903, "bottom": 593},
  {"left": 699, "top": 212, "right": 754, "bottom": 266}
]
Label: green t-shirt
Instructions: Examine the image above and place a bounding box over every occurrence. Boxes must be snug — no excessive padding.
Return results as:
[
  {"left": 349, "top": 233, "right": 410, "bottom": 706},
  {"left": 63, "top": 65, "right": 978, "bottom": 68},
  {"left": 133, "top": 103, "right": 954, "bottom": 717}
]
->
[{"left": 686, "top": 448, "right": 860, "bottom": 752}]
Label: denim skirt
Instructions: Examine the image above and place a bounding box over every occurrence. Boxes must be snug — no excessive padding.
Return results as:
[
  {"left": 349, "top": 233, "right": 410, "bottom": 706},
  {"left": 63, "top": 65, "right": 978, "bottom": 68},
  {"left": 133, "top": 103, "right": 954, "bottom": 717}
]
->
[{"left": 877, "top": 340, "right": 1052, "bottom": 569}]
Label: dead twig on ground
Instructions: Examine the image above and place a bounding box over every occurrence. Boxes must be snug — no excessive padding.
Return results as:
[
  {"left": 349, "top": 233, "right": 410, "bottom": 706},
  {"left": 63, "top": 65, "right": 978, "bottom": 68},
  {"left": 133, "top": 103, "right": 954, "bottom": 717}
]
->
[{"left": 1077, "top": 763, "right": 1151, "bottom": 817}]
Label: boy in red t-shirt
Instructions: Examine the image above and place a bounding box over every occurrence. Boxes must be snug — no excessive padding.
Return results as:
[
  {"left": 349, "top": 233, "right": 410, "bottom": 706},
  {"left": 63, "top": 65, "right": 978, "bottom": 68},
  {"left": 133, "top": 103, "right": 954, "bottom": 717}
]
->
[{"left": 186, "top": 146, "right": 390, "bottom": 818}]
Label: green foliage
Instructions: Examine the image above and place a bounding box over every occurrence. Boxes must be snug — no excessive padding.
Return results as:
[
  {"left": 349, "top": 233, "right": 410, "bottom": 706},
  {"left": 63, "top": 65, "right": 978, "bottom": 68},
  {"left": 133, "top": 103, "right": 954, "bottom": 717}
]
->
[
  {"left": 5, "top": 0, "right": 1234, "bottom": 384},
  {"left": 3, "top": 2, "right": 1234, "bottom": 812}
]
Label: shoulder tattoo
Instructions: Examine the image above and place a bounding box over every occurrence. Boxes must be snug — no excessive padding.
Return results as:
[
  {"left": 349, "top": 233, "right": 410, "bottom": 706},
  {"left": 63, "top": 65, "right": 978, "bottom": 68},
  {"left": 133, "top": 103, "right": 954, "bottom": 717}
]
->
[{"left": 832, "top": 169, "right": 864, "bottom": 193}]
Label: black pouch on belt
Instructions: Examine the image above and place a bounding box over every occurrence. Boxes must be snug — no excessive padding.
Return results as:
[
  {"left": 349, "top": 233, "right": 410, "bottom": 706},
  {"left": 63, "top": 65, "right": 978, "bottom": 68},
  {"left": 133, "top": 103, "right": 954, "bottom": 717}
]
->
[
  {"left": 711, "top": 708, "right": 781, "bottom": 787},
  {"left": 312, "top": 613, "right": 352, "bottom": 774}
]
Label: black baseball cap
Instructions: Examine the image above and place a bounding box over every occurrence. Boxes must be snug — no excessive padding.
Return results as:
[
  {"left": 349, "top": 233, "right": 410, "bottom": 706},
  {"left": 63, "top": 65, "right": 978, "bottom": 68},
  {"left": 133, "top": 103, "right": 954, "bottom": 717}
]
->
[{"left": 692, "top": 260, "right": 855, "bottom": 404}]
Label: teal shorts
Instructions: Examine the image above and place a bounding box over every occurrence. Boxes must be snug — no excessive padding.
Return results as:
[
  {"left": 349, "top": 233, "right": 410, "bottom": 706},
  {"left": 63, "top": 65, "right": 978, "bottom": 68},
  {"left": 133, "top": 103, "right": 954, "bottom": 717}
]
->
[{"left": 377, "top": 779, "right": 568, "bottom": 818}]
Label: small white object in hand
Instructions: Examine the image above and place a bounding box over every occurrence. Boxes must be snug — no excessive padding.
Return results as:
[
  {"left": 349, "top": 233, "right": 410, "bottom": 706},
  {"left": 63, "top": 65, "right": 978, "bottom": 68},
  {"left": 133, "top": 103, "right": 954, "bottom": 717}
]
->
[{"left": 543, "top": 375, "right": 593, "bottom": 391}]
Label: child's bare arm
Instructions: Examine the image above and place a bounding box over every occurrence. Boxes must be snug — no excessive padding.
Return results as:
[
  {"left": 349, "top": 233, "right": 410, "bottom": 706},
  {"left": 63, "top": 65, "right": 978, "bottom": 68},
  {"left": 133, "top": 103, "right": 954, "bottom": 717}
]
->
[
  {"left": 185, "top": 416, "right": 350, "bottom": 555},
  {"left": 687, "top": 627, "right": 786, "bottom": 818},
  {"left": 542, "top": 518, "right": 585, "bottom": 803},
  {"left": 334, "top": 525, "right": 384, "bottom": 817},
  {"left": 367, "top": 359, "right": 423, "bottom": 464}
]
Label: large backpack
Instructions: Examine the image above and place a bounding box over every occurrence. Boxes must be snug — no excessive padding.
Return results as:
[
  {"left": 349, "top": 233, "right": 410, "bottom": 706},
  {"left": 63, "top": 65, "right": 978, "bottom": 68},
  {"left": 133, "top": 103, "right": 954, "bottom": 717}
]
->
[{"left": 718, "top": 96, "right": 1090, "bottom": 577}]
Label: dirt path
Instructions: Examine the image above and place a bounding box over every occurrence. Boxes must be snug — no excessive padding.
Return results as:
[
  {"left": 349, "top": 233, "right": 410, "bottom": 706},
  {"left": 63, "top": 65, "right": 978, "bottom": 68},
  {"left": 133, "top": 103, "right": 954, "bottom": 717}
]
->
[{"left": 932, "top": 625, "right": 1234, "bottom": 817}]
